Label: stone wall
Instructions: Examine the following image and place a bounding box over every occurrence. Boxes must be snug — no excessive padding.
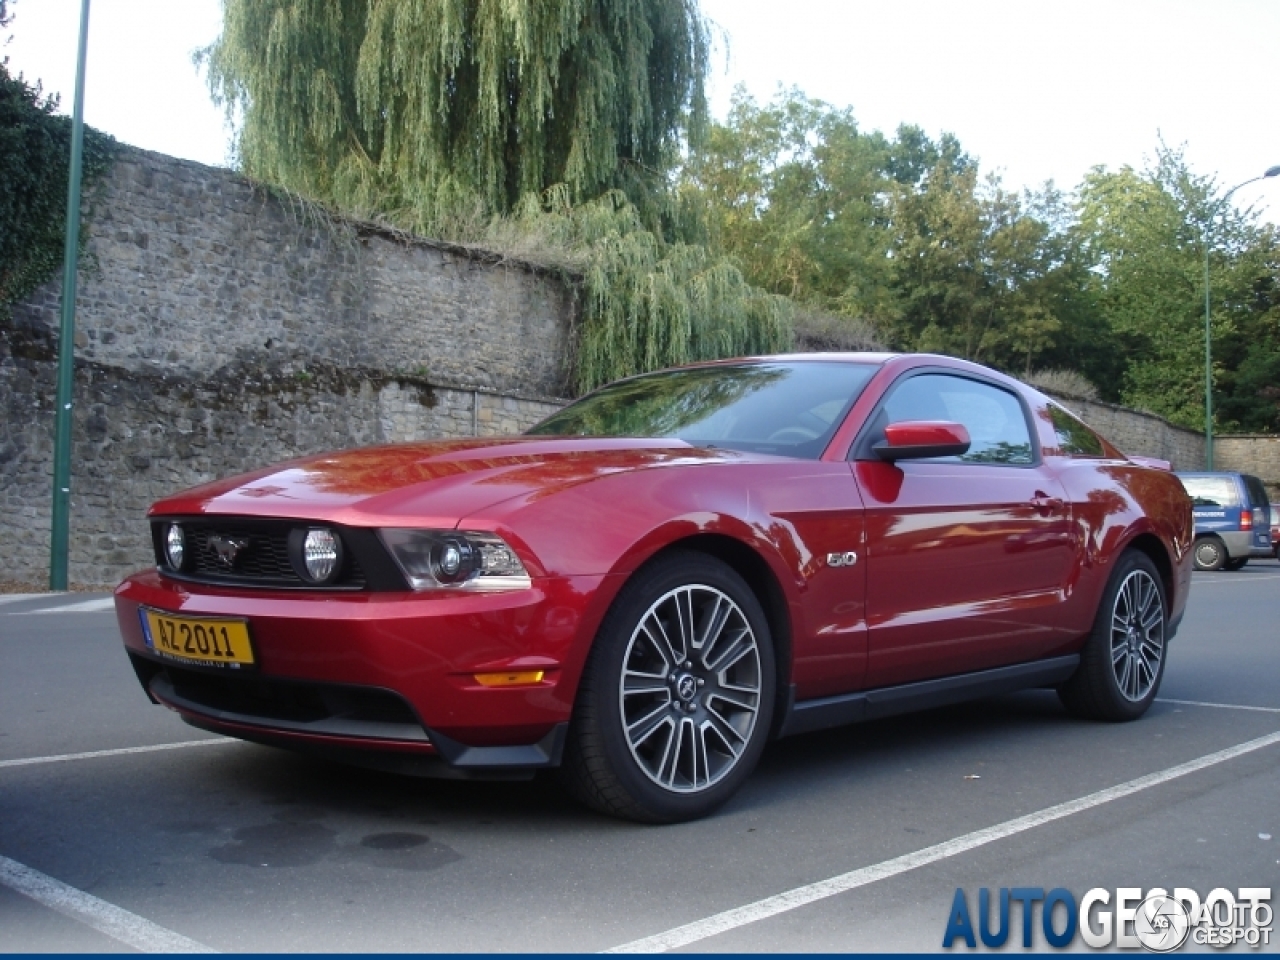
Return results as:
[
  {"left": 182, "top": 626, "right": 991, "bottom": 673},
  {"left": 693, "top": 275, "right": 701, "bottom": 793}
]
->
[
  {"left": 1, "top": 147, "right": 572, "bottom": 588},
  {"left": 1217, "top": 436, "right": 1280, "bottom": 500}
]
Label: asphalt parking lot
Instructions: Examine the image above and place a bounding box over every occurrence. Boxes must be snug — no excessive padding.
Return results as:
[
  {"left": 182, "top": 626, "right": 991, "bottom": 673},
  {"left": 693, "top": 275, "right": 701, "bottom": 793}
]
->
[{"left": 2, "top": 562, "right": 1278, "bottom": 953}]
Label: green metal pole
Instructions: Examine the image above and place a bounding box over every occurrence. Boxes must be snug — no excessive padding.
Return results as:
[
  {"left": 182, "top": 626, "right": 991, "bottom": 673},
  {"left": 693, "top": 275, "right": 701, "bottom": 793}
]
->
[
  {"left": 49, "top": 0, "right": 92, "bottom": 591},
  {"left": 1203, "top": 230, "right": 1213, "bottom": 471}
]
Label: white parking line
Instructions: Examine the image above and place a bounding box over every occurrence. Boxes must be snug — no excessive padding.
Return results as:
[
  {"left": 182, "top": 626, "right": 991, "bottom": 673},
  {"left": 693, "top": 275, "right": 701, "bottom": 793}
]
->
[
  {"left": 16, "top": 596, "right": 116, "bottom": 615},
  {"left": 605, "top": 728, "right": 1280, "bottom": 953},
  {"left": 0, "top": 594, "right": 51, "bottom": 607},
  {"left": 1158, "top": 698, "right": 1280, "bottom": 714},
  {"left": 0, "top": 738, "right": 235, "bottom": 770},
  {"left": 0, "top": 855, "right": 216, "bottom": 953},
  {"left": 1192, "top": 574, "right": 1280, "bottom": 584}
]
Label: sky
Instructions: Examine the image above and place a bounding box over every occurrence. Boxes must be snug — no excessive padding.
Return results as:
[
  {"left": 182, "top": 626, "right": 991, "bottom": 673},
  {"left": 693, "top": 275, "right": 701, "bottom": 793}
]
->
[{"left": 5, "top": 0, "right": 1279, "bottom": 222}]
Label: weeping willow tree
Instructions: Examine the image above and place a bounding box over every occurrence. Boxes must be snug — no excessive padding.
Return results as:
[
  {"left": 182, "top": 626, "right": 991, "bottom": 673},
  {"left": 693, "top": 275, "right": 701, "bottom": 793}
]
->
[
  {"left": 514, "top": 186, "right": 790, "bottom": 388},
  {"left": 203, "top": 0, "right": 791, "bottom": 391},
  {"left": 204, "top": 0, "right": 711, "bottom": 227}
]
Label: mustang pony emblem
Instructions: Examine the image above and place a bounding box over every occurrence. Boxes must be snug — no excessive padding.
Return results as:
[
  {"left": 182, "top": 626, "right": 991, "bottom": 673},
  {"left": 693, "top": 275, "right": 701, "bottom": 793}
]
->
[
  {"left": 676, "top": 674, "right": 698, "bottom": 701},
  {"left": 208, "top": 535, "right": 250, "bottom": 569}
]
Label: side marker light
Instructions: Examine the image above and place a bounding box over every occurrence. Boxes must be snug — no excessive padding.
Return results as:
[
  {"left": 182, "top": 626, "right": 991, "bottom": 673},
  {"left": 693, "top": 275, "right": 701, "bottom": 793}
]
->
[{"left": 473, "top": 671, "right": 546, "bottom": 687}]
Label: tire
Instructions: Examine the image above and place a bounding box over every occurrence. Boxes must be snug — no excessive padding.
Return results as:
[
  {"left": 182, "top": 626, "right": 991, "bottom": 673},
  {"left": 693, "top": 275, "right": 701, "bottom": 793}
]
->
[
  {"left": 1223, "top": 557, "right": 1249, "bottom": 572},
  {"left": 1192, "top": 537, "right": 1226, "bottom": 571},
  {"left": 559, "top": 552, "right": 776, "bottom": 823},
  {"left": 1059, "top": 550, "right": 1167, "bottom": 722}
]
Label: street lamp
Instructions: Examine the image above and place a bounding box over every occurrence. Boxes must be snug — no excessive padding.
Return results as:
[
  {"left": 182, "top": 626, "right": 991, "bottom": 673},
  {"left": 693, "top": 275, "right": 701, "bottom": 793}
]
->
[{"left": 1202, "top": 165, "right": 1280, "bottom": 470}]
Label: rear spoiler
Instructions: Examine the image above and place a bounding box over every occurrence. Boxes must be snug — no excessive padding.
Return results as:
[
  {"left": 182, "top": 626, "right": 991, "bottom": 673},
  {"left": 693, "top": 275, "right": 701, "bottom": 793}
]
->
[{"left": 1128, "top": 455, "right": 1172, "bottom": 472}]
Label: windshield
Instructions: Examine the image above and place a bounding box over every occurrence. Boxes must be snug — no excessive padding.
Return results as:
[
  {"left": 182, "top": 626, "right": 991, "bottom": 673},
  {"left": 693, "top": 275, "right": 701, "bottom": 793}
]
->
[{"left": 527, "top": 361, "right": 878, "bottom": 458}]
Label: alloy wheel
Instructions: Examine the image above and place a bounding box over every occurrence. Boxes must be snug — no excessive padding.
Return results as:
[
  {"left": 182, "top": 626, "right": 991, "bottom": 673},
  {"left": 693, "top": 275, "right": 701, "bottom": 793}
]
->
[
  {"left": 618, "top": 584, "right": 762, "bottom": 793},
  {"left": 1109, "top": 569, "right": 1165, "bottom": 702}
]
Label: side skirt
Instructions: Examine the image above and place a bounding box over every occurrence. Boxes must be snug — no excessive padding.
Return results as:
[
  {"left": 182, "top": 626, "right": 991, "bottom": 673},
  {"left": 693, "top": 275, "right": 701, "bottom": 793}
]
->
[{"left": 776, "top": 655, "right": 1081, "bottom": 739}]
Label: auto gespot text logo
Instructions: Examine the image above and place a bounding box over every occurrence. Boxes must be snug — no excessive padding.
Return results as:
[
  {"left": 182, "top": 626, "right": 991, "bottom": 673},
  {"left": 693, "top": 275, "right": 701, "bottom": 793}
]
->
[{"left": 943, "top": 886, "right": 1273, "bottom": 951}]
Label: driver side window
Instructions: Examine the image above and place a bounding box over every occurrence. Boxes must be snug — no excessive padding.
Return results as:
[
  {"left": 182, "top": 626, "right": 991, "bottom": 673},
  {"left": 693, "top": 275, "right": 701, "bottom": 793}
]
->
[{"left": 883, "top": 374, "right": 1034, "bottom": 465}]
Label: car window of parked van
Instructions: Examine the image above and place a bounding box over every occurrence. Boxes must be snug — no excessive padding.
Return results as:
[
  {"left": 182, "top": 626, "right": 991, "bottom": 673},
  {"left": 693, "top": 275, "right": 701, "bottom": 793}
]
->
[
  {"left": 1243, "top": 475, "right": 1269, "bottom": 511},
  {"left": 1179, "top": 475, "right": 1239, "bottom": 507}
]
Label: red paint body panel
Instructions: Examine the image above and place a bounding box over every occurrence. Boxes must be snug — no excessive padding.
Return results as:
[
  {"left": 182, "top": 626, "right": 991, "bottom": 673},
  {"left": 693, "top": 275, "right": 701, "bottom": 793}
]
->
[
  {"left": 855, "top": 458, "right": 1079, "bottom": 687},
  {"left": 116, "top": 352, "right": 1194, "bottom": 766}
]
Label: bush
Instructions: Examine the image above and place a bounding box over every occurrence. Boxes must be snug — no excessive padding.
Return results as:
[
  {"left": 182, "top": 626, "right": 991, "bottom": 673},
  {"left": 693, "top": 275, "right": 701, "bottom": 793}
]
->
[
  {"left": 1025, "top": 368, "right": 1100, "bottom": 401},
  {"left": 0, "top": 59, "right": 115, "bottom": 314}
]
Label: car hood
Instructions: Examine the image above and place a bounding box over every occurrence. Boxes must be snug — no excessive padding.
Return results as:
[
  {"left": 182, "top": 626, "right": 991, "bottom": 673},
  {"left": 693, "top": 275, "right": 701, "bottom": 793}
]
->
[{"left": 149, "top": 436, "right": 747, "bottom": 527}]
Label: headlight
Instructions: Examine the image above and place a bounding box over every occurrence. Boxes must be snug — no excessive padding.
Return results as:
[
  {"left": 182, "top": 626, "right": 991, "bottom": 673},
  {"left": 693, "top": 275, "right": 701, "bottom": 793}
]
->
[
  {"left": 287, "top": 527, "right": 344, "bottom": 584},
  {"left": 164, "top": 523, "right": 185, "bottom": 570},
  {"left": 378, "top": 529, "right": 531, "bottom": 591}
]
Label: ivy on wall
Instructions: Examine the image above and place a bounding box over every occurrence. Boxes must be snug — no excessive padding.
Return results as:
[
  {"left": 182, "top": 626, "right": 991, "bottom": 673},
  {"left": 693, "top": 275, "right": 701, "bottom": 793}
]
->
[{"left": 0, "top": 60, "right": 116, "bottom": 316}]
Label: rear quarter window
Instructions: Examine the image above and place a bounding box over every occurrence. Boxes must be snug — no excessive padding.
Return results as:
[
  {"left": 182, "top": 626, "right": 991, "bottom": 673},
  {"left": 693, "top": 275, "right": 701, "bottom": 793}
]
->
[{"left": 1046, "top": 404, "right": 1105, "bottom": 457}]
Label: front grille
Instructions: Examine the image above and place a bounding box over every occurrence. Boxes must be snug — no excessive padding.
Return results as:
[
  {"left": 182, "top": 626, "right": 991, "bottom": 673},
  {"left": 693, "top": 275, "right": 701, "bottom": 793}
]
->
[
  {"left": 190, "top": 525, "right": 301, "bottom": 581},
  {"left": 152, "top": 518, "right": 369, "bottom": 590}
]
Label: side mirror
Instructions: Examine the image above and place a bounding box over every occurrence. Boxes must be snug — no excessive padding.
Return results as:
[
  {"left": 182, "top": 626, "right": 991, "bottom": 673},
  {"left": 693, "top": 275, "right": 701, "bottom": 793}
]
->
[{"left": 873, "top": 420, "right": 971, "bottom": 461}]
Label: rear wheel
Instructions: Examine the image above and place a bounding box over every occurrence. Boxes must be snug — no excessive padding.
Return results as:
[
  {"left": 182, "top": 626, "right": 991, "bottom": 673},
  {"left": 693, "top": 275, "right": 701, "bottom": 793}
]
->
[
  {"left": 560, "top": 552, "right": 775, "bottom": 823},
  {"left": 1224, "top": 557, "right": 1249, "bottom": 572},
  {"left": 1192, "top": 537, "right": 1226, "bottom": 571},
  {"left": 1059, "top": 550, "right": 1167, "bottom": 722}
]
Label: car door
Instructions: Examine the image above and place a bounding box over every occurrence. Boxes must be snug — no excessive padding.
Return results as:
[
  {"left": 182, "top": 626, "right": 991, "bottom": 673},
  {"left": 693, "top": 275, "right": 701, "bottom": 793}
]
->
[{"left": 853, "top": 371, "right": 1078, "bottom": 688}]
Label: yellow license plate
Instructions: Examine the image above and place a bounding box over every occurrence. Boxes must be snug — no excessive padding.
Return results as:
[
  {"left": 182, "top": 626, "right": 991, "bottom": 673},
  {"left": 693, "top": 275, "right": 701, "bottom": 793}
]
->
[{"left": 141, "top": 609, "right": 255, "bottom": 668}]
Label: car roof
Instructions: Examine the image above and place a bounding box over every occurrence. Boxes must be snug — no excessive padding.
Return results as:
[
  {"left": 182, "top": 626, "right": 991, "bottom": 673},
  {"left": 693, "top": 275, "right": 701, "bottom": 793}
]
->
[{"left": 681, "top": 352, "right": 901, "bottom": 368}]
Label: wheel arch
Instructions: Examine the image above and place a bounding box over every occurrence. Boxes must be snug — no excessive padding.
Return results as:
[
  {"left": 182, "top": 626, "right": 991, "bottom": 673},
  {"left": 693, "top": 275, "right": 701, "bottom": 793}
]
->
[
  {"left": 638, "top": 533, "right": 794, "bottom": 736},
  {"left": 1123, "top": 531, "right": 1175, "bottom": 609}
]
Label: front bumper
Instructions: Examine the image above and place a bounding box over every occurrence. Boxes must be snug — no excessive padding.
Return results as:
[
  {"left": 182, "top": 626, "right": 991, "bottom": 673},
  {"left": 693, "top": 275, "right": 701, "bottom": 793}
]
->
[{"left": 115, "top": 569, "right": 614, "bottom": 773}]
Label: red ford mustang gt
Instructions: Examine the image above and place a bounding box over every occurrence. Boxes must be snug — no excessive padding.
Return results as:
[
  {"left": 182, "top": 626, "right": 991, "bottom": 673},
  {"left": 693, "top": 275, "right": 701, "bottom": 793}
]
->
[{"left": 114, "top": 353, "right": 1193, "bottom": 822}]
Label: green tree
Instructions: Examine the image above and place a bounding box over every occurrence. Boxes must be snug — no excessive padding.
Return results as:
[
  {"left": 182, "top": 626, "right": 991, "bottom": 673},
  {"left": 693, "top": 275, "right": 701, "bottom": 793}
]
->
[
  {"left": 1213, "top": 235, "right": 1280, "bottom": 431},
  {"left": 683, "top": 89, "right": 1099, "bottom": 382},
  {"left": 885, "top": 163, "right": 1094, "bottom": 379},
  {"left": 204, "top": 0, "right": 709, "bottom": 231},
  {"left": 1076, "top": 146, "right": 1278, "bottom": 428},
  {"left": 681, "top": 87, "right": 895, "bottom": 318}
]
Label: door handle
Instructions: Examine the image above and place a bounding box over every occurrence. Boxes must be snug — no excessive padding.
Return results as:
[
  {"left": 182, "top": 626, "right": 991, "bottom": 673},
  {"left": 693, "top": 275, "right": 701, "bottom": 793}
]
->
[{"left": 1030, "top": 492, "right": 1064, "bottom": 516}]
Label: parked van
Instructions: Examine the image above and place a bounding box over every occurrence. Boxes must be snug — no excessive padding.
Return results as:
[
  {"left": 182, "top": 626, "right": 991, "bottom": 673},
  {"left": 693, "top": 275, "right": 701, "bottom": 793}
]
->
[{"left": 1175, "top": 471, "right": 1273, "bottom": 570}]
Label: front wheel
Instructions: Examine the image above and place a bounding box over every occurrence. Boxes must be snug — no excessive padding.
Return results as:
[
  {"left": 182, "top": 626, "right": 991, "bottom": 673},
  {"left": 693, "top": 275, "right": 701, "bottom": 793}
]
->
[
  {"left": 1059, "top": 550, "right": 1167, "bottom": 722},
  {"left": 560, "top": 552, "right": 775, "bottom": 823}
]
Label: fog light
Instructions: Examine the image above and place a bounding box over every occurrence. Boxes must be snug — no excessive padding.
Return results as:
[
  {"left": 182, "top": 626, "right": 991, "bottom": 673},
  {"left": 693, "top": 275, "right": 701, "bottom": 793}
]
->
[
  {"left": 301, "top": 528, "right": 341, "bottom": 583},
  {"left": 164, "top": 524, "right": 185, "bottom": 570}
]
